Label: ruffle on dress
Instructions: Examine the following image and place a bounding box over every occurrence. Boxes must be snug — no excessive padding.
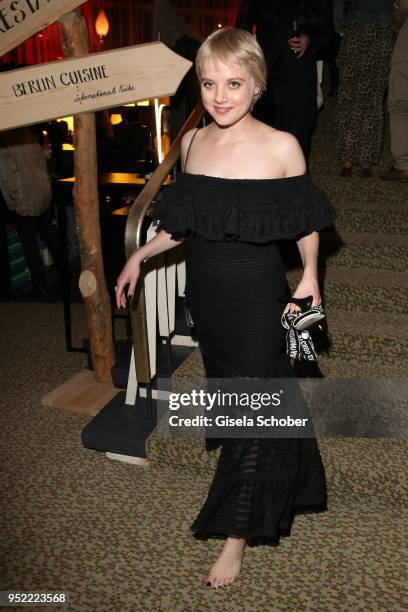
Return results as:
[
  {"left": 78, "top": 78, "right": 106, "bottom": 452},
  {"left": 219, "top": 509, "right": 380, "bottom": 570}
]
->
[{"left": 153, "top": 173, "right": 336, "bottom": 243}]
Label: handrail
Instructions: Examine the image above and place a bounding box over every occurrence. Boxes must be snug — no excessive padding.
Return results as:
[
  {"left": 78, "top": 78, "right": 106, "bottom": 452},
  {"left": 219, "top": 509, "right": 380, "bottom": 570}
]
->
[{"left": 124, "top": 101, "right": 204, "bottom": 385}]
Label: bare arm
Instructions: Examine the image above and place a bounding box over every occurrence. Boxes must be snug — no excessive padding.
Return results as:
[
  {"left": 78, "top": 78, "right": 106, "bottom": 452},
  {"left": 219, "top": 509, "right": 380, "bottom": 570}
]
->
[
  {"left": 115, "top": 229, "right": 182, "bottom": 308},
  {"left": 293, "top": 231, "right": 321, "bottom": 309},
  {"left": 278, "top": 133, "right": 321, "bottom": 311}
]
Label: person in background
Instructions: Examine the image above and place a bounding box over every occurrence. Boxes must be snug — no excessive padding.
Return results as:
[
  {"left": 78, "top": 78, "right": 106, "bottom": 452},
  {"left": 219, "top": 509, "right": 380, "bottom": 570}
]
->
[
  {"left": 324, "top": 0, "right": 346, "bottom": 97},
  {"left": 334, "top": 0, "right": 394, "bottom": 178},
  {"left": 0, "top": 127, "right": 60, "bottom": 299},
  {"left": 170, "top": 35, "right": 202, "bottom": 143},
  {"left": 113, "top": 108, "right": 149, "bottom": 172},
  {"left": 95, "top": 110, "right": 116, "bottom": 173},
  {"left": 381, "top": 0, "right": 408, "bottom": 181},
  {"left": 236, "top": 0, "right": 333, "bottom": 162}
]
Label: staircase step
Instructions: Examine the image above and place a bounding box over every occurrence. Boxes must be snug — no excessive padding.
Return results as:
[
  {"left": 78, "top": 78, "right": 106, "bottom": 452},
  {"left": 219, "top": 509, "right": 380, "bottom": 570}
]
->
[
  {"left": 281, "top": 232, "right": 407, "bottom": 275},
  {"left": 147, "top": 428, "right": 407, "bottom": 504},
  {"left": 334, "top": 208, "right": 408, "bottom": 235},
  {"left": 321, "top": 242, "right": 408, "bottom": 273},
  {"left": 323, "top": 230, "right": 407, "bottom": 248},
  {"left": 134, "top": 305, "right": 407, "bottom": 373},
  {"left": 327, "top": 310, "right": 408, "bottom": 339},
  {"left": 333, "top": 197, "right": 407, "bottom": 213},
  {"left": 287, "top": 266, "right": 407, "bottom": 307},
  {"left": 169, "top": 344, "right": 407, "bottom": 380},
  {"left": 313, "top": 175, "right": 407, "bottom": 210},
  {"left": 316, "top": 355, "right": 407, "bottom": 378},
  {"left": 323, "top": 311, "right": 408, "bottom": 365},
  {"left": 146, "top": 343, "right": 407, "bottom": 502}
]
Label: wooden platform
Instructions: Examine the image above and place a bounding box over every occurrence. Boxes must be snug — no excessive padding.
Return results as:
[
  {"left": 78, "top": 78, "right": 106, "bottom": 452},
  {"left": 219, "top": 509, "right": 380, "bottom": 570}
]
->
[{"left": 41, "top": 369, "right": 121, "bottom": 417}]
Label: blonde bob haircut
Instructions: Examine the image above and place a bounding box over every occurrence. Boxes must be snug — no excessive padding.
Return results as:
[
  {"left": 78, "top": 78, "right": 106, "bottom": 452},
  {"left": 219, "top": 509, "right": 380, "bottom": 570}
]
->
[{"left": 196, "top": 27, "right": 267, "bottom": 105}]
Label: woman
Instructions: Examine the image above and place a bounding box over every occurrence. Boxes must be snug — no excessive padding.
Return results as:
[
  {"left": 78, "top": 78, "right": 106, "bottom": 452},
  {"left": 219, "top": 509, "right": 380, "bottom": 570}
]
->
[
  {"left": 116, "top": 28, "right": 336, "bottom": 588},
  {"left": 334, "top": 0, "right": 394, "bottom": 177}
]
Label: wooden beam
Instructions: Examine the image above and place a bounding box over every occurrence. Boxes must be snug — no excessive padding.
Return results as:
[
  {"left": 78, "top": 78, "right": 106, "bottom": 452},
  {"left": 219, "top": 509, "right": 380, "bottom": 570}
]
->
[
  {"left": 0, "top": 41, "right": 192, "bottom": 130},
  {"left": 0, "top": 0, "right": 87, "bottom": 56},
  {"left": 59, "top": 9, "right": 114, "bottom": 383}
]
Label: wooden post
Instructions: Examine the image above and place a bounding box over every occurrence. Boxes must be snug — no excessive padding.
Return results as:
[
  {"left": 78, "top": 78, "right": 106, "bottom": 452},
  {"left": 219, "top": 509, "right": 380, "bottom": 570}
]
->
[{"left": 59, "top": 9, "right": 114, "bottom": 383}]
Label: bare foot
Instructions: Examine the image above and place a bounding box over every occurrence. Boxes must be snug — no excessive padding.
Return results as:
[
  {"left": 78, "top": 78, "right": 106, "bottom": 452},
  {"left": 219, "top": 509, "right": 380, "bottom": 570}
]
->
[{"left": 204, "top": 537, "right": 246, "bottom": 588}]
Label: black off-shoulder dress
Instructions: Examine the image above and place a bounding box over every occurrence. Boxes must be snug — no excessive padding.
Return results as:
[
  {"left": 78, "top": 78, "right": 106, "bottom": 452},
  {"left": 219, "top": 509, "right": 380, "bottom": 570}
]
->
[{"left": 154, "top": 171, "right": 336, "bottom": 545}]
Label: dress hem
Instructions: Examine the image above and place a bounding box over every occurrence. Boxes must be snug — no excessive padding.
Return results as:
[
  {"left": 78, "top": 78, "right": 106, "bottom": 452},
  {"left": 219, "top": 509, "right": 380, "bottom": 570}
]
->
[{"left": 191, "top": 500, "right": 328, "bottom": 546}]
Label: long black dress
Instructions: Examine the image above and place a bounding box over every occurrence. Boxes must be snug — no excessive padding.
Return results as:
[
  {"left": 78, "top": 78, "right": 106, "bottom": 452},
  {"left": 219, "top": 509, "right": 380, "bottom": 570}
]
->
[{"left": 154, "top": 170, "right": 336, "bottom": 545}]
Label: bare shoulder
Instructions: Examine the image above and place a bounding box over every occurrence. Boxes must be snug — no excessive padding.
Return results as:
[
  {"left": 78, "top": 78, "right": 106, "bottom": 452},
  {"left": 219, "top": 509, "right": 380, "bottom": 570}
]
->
[
  {"left": 272, "top": 130, "right": 306, "bottom": 177},
  {"left": 181, "top": 124, "right": 213, "bottom": 149},
  {"left": 181, "top": 128, "right": 198, "bottom": 155},
  {"left": 268, "top": 128, "right": 300, "bottom": 149},
  {"left": 181, "top": 127, "right": 205, "bottom": 169},
  {"left": 181, "top": 128, "right": 196, "bottom": 170},
  {"left": 256, "top": 124, "right": 306, "bottom": 177}
]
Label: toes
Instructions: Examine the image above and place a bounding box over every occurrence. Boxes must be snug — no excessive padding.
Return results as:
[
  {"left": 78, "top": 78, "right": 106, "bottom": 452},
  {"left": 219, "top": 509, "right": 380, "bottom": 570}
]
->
[
  {"left": 204, "top": 575, "right": 236, "bottom": 589},
  {"left": 216, "top": 576, "right": 225, "bottom": 588}
]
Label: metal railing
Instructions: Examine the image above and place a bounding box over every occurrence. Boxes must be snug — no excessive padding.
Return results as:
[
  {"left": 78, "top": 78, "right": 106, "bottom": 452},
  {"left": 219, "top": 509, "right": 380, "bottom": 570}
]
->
[{"left": 124, "top": 101, "right": 204, "bottom": 389}]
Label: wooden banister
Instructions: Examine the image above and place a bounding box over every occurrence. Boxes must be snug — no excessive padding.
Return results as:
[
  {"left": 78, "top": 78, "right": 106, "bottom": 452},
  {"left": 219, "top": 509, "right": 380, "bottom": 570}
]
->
[{"left": 125, "top": 101, "right": 204, "bottom": 384}]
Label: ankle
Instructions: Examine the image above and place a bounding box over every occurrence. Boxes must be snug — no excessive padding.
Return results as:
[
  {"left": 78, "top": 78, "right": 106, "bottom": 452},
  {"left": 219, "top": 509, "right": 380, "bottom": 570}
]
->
[{"left": 224, "top": 537, "right": 246, "bottom": 550}]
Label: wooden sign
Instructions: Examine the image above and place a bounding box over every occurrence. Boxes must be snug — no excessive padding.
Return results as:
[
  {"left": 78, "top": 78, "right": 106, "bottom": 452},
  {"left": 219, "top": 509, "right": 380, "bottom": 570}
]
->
[
  {"left": 0, "top": 41, "right": 192, "bottom": 130},
  {"left": 0, "top": 0, "right": 87, "bottom": 56}
]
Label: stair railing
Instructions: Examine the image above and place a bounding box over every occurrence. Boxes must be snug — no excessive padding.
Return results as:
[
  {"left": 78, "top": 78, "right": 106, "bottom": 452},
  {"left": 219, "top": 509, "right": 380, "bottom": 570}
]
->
[{"left": 124, "top": 101, "right": 204, "bottom": 400}]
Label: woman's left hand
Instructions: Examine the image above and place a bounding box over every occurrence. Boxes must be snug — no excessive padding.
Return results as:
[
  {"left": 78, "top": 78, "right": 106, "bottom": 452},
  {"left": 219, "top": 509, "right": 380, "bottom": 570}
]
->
[{"left": 289, "top": 275, "right": 321, "bottom": 313}]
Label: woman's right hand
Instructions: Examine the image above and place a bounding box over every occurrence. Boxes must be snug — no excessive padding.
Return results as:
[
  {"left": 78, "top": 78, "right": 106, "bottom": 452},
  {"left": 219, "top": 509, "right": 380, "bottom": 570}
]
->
[
  {"left": 115, "top": 229, "right": 182, "bottom": 308},
  {"left": 115, "top": 252, "right": 141, "bottom": 309}
]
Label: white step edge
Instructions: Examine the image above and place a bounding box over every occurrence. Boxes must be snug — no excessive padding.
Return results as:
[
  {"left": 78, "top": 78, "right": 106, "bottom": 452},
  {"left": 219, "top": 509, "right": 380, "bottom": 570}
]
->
[
  {"left": 171, "top": 334, "right": 199, "bottom": 347},
  {"left": 138, "top": 387, "right": 172, "bottom": 400},
  {"left": 106, "top": 452, "right": 149, "bottom": 466}
]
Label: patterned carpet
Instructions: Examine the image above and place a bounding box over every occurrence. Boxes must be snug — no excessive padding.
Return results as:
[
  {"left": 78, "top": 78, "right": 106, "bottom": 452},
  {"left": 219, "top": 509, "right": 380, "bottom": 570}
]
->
[{"left": 1, "top": 94, "right": 407, "bottom": 610}]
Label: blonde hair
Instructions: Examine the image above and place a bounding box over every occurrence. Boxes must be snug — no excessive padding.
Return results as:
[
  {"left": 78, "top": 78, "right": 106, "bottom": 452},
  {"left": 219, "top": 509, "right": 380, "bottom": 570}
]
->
[{"left": 196, "top": 27, "right": 267, "bottom": 105}]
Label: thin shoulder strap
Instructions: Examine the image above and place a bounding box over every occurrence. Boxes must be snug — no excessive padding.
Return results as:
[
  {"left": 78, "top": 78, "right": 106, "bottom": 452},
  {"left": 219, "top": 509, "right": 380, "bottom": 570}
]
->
[{"left": 183, "top": 128, "right": 199, "bottom": 172}]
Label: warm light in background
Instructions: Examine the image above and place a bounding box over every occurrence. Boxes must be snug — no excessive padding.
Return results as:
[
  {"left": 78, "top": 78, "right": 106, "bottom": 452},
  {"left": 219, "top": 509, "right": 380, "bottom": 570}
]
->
[
  {"left": 110, "top": 113, "right": 123, "bottom": 125},
  {"left": 95, "top": 9, "right": 110, "bottom": 37},
  {"left": 124, "top": 99, "right": 170, "bottom": 107},
  {"left": 57, "top": 116, "right": 74, "bottom": 132},
  {"left": 154, "top": 99, "right": 167, "bottom": 163}
]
